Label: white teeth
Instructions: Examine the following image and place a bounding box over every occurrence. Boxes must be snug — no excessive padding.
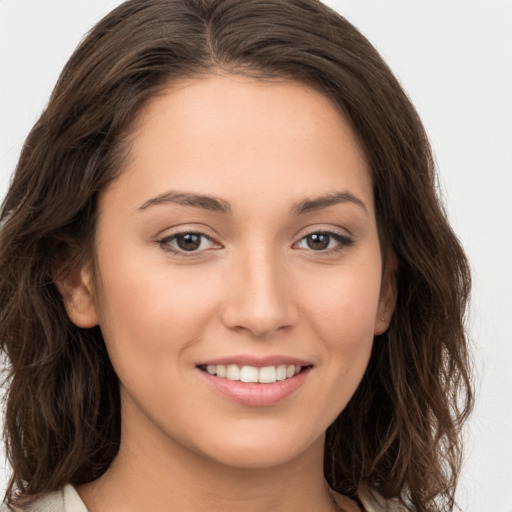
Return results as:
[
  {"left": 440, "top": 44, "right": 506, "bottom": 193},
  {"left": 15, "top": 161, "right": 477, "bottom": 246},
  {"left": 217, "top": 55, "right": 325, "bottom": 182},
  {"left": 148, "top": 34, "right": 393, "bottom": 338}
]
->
[
  {"left": 240, "top": 366, "right": 259, "bottom": 383},
  {"left": 203, "top": 364, "right": 306, "bottom": 383},
  {"left": 226, "top": 364, "right": 240, "bottom": 381},
  {"left": 276, "top": 365, "right": 287, "bottom": 381},
  {"left": 259, "top": 366, "right": 277, "bottom": 383}
]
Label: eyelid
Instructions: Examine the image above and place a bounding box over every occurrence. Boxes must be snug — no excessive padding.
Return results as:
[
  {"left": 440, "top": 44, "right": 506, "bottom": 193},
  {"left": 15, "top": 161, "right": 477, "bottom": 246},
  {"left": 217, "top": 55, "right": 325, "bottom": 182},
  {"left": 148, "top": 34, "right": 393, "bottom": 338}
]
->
[
  {"left": 292, "top": 229, "right": 355, "bottom": 254},
  {"left": 154, "top": 225, "right": 354, "bottom": 257},
  {"left": 157, "top": 230, "right": 222, "bottom": 256}
]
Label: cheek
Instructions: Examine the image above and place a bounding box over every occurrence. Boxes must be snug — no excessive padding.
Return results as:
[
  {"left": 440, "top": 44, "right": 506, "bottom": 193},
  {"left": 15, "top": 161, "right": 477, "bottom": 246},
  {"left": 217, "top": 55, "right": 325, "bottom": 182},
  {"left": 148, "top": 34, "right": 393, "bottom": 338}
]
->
[
  {"left": 94, "top": 254, "right": 223, "bottom": 365},
  {"left": 319, "top": 290, "right": 378, "bottom": 347},
  {"left": 301, "top": 260, "right": 382, "bottom": 366}
]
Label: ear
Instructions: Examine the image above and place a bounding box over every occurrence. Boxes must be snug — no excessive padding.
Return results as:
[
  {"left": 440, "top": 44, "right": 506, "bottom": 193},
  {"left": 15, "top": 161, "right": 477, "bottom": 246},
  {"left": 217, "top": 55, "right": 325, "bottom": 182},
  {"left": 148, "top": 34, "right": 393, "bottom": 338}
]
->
[
  {"left": 55, "top": 261, "right": 99, "bottom": 328},
  {"left": 374, "top": 259, "right": 397, "bottom": 336}
]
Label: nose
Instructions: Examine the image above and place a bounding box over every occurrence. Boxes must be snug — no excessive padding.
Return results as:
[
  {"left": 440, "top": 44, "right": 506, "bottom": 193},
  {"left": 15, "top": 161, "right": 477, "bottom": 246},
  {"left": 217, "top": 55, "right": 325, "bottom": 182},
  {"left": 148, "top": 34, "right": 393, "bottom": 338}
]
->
[{"left": 220, "top": 248, "right": 298, "bottom": 338}]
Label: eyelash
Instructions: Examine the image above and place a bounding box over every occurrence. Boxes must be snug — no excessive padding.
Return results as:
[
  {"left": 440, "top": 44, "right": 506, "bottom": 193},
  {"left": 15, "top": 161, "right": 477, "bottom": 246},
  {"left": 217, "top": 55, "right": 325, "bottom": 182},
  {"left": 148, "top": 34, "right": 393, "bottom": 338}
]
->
[
  {"left": 157, "top": 232, "right": 220, "bottom": 256},
  {"left": 157, "top": 230, "right": 354, "bottom": 257},
  {"left": 293, "top": 231, "right": 354, "bottom": 254}
]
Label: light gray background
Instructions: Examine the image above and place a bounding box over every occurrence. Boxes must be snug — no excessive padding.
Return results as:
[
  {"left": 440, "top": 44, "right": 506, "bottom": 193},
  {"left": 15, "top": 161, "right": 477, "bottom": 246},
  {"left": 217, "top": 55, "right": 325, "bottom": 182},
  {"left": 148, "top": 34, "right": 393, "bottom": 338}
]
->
[{"left": 1, "top": 2, "right": 511, "bottom": 511}]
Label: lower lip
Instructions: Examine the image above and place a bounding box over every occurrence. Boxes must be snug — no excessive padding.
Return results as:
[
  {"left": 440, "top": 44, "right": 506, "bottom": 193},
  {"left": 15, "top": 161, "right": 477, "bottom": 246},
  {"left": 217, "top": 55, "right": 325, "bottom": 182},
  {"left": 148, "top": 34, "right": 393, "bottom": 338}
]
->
[{"left": 198, "top": 367, "right": 311, "bottom": 407}]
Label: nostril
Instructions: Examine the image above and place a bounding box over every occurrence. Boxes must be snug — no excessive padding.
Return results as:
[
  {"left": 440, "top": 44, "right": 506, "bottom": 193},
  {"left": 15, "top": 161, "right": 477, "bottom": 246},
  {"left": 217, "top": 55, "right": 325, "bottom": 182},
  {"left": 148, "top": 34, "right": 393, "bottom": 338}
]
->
[{"left": 219, "top": 268, "right": 298, "bottom": 337}]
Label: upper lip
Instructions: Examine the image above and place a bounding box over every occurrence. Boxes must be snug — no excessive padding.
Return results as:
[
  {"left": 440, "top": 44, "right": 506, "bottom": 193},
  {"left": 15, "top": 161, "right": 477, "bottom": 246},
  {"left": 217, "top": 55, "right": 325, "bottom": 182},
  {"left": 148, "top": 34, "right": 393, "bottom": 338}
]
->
[{"left": 196, "top": 355, "right": 312, "bottom": 368}]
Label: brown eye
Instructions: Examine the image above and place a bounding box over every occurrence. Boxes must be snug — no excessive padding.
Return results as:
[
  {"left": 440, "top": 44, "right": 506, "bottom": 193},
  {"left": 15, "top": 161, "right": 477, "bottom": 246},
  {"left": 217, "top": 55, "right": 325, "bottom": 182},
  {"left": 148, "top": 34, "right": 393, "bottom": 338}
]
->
[
  {"left": 159, "top": 232, "right": 219, "bottom": 254},
  {"left": 295, "top": 231, "right": 354, "bottom": 253},
  {"left": 306, "top": 233, "right": 330, "bottom": 250},
  {"left": 176, "top": 233, "right": 202, "bottom": 251}
]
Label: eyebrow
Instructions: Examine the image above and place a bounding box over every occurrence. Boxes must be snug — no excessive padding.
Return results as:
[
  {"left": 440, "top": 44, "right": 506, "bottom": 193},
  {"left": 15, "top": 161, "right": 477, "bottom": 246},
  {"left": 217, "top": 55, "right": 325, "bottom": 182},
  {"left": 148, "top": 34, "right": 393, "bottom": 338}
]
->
[
  {"left": 138, "top": 190, "right": 367, "bottom": 216},
  {"left": 138, "top": 191, "right": 231, "bottom": 213},
  {"left": 292, "top": 191, "right": 368, "bottom": 216}
]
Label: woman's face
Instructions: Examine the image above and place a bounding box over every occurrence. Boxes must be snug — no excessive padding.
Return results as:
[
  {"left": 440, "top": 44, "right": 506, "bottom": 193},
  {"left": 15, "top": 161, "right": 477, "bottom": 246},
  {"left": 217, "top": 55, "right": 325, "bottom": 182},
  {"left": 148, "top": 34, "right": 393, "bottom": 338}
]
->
[{"left": 68, "top": 73, "right": 394, "bottom": 469}]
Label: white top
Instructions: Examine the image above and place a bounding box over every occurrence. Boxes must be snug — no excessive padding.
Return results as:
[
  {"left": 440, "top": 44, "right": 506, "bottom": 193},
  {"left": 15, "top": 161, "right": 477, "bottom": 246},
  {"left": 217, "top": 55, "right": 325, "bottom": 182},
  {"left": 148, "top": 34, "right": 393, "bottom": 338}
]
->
[
  {"left": 4, "top": 484, "right": 403, "bottom": 511},
  {"left": 3, "top": 486, "right": 87, "bottom": 512}
]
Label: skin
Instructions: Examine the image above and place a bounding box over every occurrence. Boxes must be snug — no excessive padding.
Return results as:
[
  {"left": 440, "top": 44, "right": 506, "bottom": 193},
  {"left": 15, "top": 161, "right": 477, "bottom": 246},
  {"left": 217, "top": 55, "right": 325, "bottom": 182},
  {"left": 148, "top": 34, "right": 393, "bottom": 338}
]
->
[{"left": 61, "top": 73, "right": 395, "bottom": 512}]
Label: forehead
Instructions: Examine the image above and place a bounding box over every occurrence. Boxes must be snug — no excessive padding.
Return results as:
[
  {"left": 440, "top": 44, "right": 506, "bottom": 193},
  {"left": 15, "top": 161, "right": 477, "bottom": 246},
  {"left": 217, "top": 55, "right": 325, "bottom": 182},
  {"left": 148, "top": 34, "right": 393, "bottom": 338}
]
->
[{"left": 103, "top": 73, "right": 374, "bottom": 217}]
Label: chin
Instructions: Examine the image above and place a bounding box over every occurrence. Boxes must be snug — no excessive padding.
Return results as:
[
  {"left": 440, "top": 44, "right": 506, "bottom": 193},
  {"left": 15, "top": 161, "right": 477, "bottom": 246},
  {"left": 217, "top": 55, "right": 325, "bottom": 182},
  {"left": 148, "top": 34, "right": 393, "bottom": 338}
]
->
[{"left": 186, "top": 422, "right": 325, "bottom": 470}]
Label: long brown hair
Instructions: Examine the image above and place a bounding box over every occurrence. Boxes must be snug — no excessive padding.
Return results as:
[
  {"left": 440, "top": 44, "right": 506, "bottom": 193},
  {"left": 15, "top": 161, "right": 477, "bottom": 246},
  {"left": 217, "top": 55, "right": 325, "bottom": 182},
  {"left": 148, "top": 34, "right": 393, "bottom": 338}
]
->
[{"left": 0, "top": 1, "right": 472, "bottom": 510}]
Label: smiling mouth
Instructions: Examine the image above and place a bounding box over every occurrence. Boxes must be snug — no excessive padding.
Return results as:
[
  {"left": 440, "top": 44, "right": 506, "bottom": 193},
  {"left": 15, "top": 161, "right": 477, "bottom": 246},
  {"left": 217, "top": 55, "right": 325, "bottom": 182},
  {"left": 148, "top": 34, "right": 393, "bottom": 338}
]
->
[{"left": 197, "top": 364, "right": 312, "bottom": 384}]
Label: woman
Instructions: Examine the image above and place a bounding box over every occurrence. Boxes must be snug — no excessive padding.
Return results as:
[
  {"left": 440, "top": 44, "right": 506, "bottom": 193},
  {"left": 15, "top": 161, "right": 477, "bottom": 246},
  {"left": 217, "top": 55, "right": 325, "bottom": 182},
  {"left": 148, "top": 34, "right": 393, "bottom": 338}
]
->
[{"left": 0, "top": 0, "right": 473, "bottom": 511}]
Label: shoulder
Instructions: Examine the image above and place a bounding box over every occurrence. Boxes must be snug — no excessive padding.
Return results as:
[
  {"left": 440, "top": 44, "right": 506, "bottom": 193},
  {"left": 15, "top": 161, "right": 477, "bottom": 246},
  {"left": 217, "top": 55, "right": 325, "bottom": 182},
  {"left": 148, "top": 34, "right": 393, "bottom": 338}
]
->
[
  {"left": 358, "top": 489, "right": 408, "bottom": 512},
  {"left": 2, "top": 485, "right": 87, "bottom": 512},
  {"left": 329, "top": 489, "right": 362, "bottom": 512},
  {"left": 329, "top": 488, "right": 407, "bottom": 512},
  {"left": 2, "top": 489, "right": 64, "bottom": 512}
]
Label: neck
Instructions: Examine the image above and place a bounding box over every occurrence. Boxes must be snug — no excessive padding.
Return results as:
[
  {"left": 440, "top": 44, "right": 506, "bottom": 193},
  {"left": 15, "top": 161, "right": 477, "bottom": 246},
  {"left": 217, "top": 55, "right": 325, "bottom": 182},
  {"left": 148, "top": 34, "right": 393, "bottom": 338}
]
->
[{"left": 77, "top": 400, "right": 335, "bottom": 512}]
